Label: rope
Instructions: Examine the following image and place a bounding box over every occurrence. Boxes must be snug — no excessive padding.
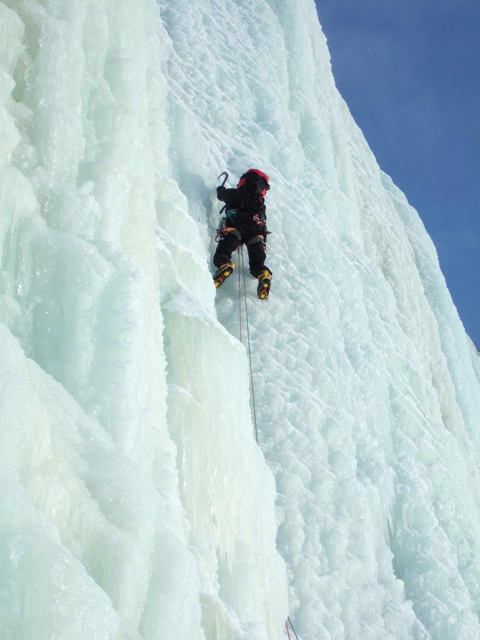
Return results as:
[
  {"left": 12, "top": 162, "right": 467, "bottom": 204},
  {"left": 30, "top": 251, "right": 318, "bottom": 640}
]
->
[
  {"left": 285, "top": 621, "right": 291, "bottom": 640},
  {"left": 238, "top": 246, "right": 242, "bottom": 344},
  {"left": 239, "top": 245, "right": 259, "bottom": 444},
  {"left": 287, "top": 618, "right": 300, "bottom": 640},
  {"left": 234, "top": 242, "right": 298, "bottom": 640}
]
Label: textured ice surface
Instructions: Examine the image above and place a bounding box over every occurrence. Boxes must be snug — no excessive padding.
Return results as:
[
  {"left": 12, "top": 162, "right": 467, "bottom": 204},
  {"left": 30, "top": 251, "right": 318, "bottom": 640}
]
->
[{"left": 1, "top": 0, "right": 480, "bottom": 639}]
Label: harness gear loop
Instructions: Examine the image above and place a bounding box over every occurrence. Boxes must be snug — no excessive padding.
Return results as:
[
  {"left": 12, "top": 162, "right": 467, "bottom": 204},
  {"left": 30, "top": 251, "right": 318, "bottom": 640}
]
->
[{"left": 215, "top": 216, "right": 227, "bottom": 242}]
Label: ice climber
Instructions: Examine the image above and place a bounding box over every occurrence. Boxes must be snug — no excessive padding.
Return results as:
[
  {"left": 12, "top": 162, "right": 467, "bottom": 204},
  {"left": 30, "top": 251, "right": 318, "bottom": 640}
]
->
[{"left": 213, "top": 169, "right": 272, "bottom": 299}]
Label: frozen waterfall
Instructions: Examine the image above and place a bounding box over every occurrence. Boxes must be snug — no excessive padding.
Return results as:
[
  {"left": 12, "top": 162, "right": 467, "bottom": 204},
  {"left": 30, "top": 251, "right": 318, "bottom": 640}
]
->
[{"left": 1, "top": 0, "right": 480, "bottom": 639}]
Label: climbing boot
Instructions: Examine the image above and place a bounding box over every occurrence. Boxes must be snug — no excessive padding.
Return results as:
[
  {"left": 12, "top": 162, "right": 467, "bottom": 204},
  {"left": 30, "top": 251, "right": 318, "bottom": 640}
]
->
[
  {"left": 213, "top": 263, "right": 235, "bottom": 288},
  {"left": 257, "top": 270, "right": 272, "bottom": 299}
]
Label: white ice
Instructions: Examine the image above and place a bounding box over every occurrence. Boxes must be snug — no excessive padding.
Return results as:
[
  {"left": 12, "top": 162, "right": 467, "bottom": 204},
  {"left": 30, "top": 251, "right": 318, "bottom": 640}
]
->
[{"left": 1, "top": 0, "right": 480, "bottom": 639}]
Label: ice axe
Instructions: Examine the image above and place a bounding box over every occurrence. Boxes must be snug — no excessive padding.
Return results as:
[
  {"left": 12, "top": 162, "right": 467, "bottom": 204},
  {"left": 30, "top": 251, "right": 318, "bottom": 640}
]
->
[
  {"left": 216, "top": 171, "right": 229, "bottom": 216},
  {"left": 217, "top": 171, "right": 229, "bottom": 187}
]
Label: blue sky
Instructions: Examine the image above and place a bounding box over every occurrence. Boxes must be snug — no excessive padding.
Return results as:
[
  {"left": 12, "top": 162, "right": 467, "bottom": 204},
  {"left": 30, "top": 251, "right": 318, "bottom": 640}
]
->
[{"left": 314, "top": 0, "right": 479, "bottom": 348}]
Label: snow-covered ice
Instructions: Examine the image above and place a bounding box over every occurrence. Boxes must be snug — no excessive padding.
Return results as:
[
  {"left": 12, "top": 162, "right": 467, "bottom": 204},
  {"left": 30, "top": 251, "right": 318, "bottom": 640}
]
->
[{"left": 1, "top": 0, "right": 480, "bottom": 639}]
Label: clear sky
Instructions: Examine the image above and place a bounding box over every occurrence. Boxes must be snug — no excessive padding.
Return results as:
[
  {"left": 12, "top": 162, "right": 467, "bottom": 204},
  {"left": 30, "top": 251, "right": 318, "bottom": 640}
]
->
[{"left": 314, "top": 0, "right": 480, "bottom": 348}]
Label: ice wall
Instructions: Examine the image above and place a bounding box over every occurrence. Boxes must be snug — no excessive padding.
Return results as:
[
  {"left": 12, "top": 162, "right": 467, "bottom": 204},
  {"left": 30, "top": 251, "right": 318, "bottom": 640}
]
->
[
  {"left": 1, "top": 0, "right": 480, "bottom": 639},
  {"left": 0, "top": 0, "right": 286, "bottom": 638},
  {"left": 159, "top": 0, "right": 480, "bottom": 638}
]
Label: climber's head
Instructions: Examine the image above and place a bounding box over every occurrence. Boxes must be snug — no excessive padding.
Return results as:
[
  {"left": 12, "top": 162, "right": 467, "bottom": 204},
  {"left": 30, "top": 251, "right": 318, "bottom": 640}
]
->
[{"left": 237, "top": 169, "right": 270, "bottom": 197}]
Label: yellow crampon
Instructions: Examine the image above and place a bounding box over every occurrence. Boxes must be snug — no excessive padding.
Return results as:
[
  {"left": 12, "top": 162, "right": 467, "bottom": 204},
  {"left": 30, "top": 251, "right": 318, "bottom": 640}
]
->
[
  {"left": 213, "top": 262, "right": 235, "bottom": 288},
  {"left": 257, "top": 270, "right": 272, "bottom": 299}
]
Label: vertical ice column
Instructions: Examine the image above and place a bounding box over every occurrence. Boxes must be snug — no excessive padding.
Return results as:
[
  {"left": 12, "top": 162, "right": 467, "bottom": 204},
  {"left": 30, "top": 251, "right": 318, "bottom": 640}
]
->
[{"left": 0, "top": 0, "right": 206, "bottom": 638}]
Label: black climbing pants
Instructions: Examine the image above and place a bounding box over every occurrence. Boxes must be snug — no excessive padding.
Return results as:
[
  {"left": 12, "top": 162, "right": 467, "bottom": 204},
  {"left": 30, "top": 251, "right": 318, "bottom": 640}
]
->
[{"left": 214, "top": 231, "right": 271, "bottom": 278}]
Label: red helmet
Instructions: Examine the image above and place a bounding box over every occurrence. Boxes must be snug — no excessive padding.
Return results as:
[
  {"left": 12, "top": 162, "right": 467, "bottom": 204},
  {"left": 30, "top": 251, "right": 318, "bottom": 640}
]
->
[{"left": 237, "top": 169, "right": 270, "bottom": 196}]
